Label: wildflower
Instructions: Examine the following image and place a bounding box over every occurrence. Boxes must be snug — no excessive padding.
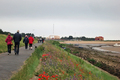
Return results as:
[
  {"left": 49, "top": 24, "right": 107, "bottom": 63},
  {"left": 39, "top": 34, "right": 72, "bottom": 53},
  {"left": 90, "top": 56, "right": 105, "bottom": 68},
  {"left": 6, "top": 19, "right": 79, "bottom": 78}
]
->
[
  {"left": 52, "top": 75, "right": 56, "bottom": 78},
  {"left": 55, "top": 75, "right": 58, "bottom": 77},
  {"left": 42, "top": 54, "right": 49, "bottom": 57},
  {"left": 40, "top": 59, "right": 42, "bottom": 61},
  {"left": 89, "top": 71, "right": 92, "bottom": 75},
  {"left": 60, "top": 60, "right": 62, "bottom": 62},
  {"left": 74, "top": 73, "right": 76, "bottom": 76},
  {"left": 38, "top": 74, "right": 42, "bottom": 77},
  {"left": 43, "top": 71, "right": 45, "bottom": 74},
  {"left": 79, "top": 74, "right": 82, "bottom": 77},
  {"left": 62, "top": 71, "right": 64, "bottom": 74},
  {"left": 76, "top": 64, "right": 79, "bottom": 66}
]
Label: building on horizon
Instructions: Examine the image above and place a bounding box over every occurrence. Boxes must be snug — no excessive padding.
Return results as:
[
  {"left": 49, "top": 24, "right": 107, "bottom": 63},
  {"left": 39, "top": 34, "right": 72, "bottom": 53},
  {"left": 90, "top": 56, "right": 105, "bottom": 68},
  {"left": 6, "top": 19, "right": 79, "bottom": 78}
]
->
[
  {"left": 47, "top": 35, "right": 60, "bottom": 40},
  {"left": 95, "top": 36, "right": 104, "bottom": 41}
]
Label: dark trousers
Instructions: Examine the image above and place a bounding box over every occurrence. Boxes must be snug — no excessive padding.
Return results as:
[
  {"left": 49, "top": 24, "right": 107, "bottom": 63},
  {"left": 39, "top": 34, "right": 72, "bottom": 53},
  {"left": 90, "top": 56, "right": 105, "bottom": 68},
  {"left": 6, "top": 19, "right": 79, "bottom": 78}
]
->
[
  {"left": 7, "top": 45, "right": 11, "bottom": 53},
  {"left": 40, "top": 40, "right": 42, "bottom": 43},
  {"left": 15, "top": 42, "right": 20, "bottom": 54},
  {"left": 25, "top": 43, "right": 28, "bottom": 49}
]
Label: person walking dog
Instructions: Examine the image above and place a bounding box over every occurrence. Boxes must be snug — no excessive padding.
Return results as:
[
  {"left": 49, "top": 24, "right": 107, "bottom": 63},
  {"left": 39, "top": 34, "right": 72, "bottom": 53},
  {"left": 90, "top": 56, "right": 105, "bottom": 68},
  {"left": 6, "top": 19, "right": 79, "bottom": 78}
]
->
[
  {"left": 13, "top": 30, "right": 22, "bottom": 55},
  {"left": 28, "top": 35, "right": 34, "bottom": 50},
  {"left": 23, "top": 35, "right": 29, "bottom": 49},
  {"left": 5, "top": 33, "right": 13, "bottom": 55}
]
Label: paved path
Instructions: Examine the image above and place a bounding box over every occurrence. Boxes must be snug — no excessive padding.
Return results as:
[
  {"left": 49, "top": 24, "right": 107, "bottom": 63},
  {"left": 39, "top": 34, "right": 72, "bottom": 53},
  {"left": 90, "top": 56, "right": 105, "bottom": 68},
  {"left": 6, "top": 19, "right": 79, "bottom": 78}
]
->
[{"left": 0, "top": 43, "right": 42, "bottom": 80}]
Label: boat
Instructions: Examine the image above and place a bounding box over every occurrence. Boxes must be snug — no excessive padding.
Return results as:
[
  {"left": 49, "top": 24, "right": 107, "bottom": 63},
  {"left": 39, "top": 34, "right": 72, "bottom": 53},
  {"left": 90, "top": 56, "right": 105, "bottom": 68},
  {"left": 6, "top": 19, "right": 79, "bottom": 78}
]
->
[{"left": 113, "top": 43, "right": 120, "bottom": 47}]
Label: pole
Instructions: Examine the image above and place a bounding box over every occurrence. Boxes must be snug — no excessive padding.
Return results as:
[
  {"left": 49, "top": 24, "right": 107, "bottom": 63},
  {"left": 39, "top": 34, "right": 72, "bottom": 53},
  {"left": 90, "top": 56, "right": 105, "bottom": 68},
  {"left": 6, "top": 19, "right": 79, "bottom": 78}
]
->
[{"left": 53, "top": 24, "right": 54, "bottom": 35}]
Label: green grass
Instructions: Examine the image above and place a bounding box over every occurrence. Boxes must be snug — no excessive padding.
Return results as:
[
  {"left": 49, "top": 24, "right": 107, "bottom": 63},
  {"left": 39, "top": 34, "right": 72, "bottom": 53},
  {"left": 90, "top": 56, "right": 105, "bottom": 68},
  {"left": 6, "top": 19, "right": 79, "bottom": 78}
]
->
[
  {"left": 50, "top": 40, "right": 119, "bottom": 80},
  {"left": 0, "top": 34, "right": 8, "bottom": 53},
  {"left": 36, "top": 41, "right": 102, "bottom": 80},
  {"left": 68, "top": 53, "right": 118, "bottom": 80},
  {"left": 9, "top": 41, "right": 119, "bottom": 80},
  {"left": 0, "top": 34, "right": 38, "bottom": 53},
  {"left": 10, "top": 45, "right": 44, "bottom": 80}
]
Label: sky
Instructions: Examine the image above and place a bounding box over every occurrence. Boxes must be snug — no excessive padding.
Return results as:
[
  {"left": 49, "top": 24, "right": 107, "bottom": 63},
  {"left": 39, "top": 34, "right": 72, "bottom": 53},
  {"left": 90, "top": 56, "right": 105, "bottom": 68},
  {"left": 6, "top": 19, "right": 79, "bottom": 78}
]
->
[{"left": 0, "top": 0, "right": 120, "bottom": 40}]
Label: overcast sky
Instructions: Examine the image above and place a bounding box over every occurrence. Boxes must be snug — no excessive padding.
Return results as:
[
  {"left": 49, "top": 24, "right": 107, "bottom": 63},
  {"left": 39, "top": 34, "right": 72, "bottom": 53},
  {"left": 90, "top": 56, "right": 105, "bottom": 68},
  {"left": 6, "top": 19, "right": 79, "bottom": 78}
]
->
[{"left": 0, "top": 0, "right": 120, "bottom": 40}]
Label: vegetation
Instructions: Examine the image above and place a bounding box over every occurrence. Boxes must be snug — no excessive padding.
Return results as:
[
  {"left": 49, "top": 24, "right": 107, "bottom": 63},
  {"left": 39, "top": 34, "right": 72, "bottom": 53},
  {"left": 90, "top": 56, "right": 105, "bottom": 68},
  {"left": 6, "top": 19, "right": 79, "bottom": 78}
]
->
[
  {"left": 35, "top": 41, "right": 118, "bottom": 80},
  {"left": 61, "top": 36, "right": 95, "bottom": 41},
  {"left": 10, "top": 45, "right": 44, "bottom": 80},
  {"left": 0, "top": 29, "right": 35, "bottom": 37},
  {"left": 9, "top": 40, "right": 119, "bottom": 80}
]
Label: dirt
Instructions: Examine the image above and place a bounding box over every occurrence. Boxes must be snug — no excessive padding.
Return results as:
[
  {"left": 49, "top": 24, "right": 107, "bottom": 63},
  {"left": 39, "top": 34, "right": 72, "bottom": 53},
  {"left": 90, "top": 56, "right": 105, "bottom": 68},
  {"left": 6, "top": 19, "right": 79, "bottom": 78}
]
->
[
  {"left": 64, "top": 44, "right": 120, "bottom": 78},
  {"left": 60, "top": 41, "right": 120, "bottom": 45},
  {"left": 100, "top": 46, "right": 120, "bottom": 52},
  {"left": 60, "top": 41, "right": 120, "bottom": 54}
]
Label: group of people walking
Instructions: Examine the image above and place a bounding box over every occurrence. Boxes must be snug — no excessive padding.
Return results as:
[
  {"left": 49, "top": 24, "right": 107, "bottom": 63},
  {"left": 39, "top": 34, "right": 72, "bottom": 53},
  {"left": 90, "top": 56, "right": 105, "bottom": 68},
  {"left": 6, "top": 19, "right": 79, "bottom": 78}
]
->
[
  {"left": 38, "top": 37, "right": 44, "bottom": 43},
  {"left": 5, "top": 30, "right": 34, "bottom": 55}
]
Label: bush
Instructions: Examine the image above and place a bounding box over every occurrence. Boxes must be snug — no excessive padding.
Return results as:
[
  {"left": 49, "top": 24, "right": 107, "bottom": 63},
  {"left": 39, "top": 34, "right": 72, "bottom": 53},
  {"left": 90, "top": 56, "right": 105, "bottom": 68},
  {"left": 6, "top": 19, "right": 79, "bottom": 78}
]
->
[
  {"left": 87, "top": 58, "right": 96, "bottom": 64},
  {"left": 73, "top": 51, "right": 79, "bottom": 54},
  {"left": 95, "top": 62, "right": 102, "bottom": 67},
  {"left": 64, "top": 48, "right": 71, "bottom": 53},
  {"left": 52, "top": 41, "right": 60, "bottom": 46}
]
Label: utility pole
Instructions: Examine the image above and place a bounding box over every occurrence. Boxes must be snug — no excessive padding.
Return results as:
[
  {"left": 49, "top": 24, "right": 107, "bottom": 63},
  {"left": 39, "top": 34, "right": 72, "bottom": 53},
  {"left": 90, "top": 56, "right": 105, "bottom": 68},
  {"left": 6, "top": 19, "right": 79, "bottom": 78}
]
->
[{"left": 53, "top": 24, "right": 54, "bottom": 35}]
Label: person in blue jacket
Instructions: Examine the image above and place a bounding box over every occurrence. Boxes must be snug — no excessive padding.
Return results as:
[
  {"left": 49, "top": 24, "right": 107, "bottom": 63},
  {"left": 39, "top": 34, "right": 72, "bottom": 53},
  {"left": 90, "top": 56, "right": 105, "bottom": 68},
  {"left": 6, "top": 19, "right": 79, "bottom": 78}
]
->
[{"left": 23, "top": 35, "right": 29, "bottom": 49}]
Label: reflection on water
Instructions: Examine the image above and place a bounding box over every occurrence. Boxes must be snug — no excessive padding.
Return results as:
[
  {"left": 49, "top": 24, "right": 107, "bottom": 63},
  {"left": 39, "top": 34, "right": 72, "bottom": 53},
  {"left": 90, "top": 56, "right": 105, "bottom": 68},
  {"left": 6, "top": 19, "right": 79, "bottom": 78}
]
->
[{"left": 73, "top": 44, "right": 120, "bottom": 53}]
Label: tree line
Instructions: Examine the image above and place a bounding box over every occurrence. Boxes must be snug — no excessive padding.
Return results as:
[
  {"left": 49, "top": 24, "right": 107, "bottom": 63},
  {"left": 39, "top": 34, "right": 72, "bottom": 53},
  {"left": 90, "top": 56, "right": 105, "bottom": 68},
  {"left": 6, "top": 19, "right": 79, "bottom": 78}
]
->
[
  {"left": 0, "top": 29, "right": 35, "bottom": 37},
  {"left": 61, "top": 36, "right": 95, "bottom": 41}
]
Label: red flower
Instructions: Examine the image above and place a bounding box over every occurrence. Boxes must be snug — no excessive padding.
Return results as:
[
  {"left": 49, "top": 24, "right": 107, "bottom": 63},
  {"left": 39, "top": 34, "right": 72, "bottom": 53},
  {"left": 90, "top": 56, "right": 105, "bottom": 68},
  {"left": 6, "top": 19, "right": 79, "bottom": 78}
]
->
[
  {"left": 79, "top": 74, "right": 82, "bottom": 77},
  {"left": 38, "top": 78, "right": 41, "bottom": 80},
  {"left": 89, "top": 71, "right": 92, "bottom": 75},
  {"left": 43, "top": 71, "right": 45, "bottom": 74},
  {"left": 74, "top": 73, "right": 76, "bottom": 76},
  {"left": 38, "top": 74, "right": 42, "bottom": 77},
  {"left": 55, "top": 75, "right": 58, "bottom": 77},
  {"left": 52, "top": 75, "right": 56, "bottom": 78},
  {"left": 42, "top": 54, "right": 49, "bottom": 57},
  {"left": 76, "top": 64, "right": 79, "bottom": 66}
]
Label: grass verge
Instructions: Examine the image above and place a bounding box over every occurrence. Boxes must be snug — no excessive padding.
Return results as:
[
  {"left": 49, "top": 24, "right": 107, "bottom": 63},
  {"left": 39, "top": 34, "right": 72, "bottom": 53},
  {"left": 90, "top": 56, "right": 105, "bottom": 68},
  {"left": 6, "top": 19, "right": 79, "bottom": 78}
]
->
[{"left": 10, "top": 45, "right": 44, "bottom": 80}]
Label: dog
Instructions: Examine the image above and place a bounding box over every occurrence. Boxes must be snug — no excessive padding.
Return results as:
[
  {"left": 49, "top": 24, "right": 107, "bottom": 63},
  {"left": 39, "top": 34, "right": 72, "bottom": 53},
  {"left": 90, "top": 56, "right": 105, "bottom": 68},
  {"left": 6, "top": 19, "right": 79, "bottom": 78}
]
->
[{"left": 35, "top": 46, "right": 37, "bottom": 48}]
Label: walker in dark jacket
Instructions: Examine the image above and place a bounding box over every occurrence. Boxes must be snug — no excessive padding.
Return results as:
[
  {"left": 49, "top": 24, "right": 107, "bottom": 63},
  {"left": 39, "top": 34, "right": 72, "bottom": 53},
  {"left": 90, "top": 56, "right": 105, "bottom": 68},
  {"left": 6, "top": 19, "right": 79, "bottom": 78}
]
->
[
  {"left": 13, "top": 30, "right": 22, "bottom": 55},
  {"left": 23, "top": 35, "right": 29, "bottom": 49}
]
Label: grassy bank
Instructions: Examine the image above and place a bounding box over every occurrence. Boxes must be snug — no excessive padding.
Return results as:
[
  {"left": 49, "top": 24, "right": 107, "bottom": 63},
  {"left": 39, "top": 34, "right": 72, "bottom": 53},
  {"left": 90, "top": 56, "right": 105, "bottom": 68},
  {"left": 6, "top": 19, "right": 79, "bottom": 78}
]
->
[
  {"left": 0, "top": 34, "right": 38, "bottom": 53},
  {"left": 10, "top": 45, "right": 44, "bottom": 80},
  {"left": 52, "top": 41, "right": 119, "bottom": 80},
  {"left": 33, "top": 41, "right": 118, "bottom": 80},
  {"left": 10, "top": 41, "right": 119, "bottom": 80}
]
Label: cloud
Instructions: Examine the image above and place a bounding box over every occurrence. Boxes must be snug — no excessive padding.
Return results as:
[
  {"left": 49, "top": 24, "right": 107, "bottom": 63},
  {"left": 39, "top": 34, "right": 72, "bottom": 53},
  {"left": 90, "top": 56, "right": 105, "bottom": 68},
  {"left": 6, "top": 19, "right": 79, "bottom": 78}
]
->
[
  {"left": 0, "top": 0, "right": 120, "bottom": 20},
  {"left": 0, "top": 0, "right": 120, "bottom": 40}
]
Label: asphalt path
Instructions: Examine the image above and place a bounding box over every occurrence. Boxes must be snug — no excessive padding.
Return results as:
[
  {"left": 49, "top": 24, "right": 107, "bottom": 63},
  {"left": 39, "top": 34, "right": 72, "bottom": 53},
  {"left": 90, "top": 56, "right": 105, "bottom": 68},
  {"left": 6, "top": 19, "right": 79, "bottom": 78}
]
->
[{"left": 0, "top": 43, "right": 42, "bottom": 80}]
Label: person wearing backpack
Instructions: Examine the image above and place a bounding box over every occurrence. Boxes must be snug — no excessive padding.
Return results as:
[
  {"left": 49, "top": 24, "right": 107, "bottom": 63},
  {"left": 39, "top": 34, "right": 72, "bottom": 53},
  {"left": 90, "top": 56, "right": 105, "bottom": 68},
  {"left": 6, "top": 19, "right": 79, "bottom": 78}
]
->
[{"left": 23, "top": 35, "right": 29, "bottom": 49}]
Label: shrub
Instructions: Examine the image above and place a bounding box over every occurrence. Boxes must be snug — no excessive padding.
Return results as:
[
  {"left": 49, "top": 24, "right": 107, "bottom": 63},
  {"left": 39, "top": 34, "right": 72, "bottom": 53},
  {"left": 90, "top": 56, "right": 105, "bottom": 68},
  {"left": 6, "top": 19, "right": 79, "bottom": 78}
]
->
[
  {"left": 73, "top": 51, "right": 79, "bottom": 54},
  {"left": 95, "top": 62, "right": 102, "bottom": 67},
  {"left": 64, "top": 48, "right": 71, "bottom": 53}
]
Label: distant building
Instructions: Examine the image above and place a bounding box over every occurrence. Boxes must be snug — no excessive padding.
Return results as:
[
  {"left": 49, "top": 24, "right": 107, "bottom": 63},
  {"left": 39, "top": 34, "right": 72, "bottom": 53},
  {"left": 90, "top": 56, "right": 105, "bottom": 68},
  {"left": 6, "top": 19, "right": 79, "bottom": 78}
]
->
[
  {"left": 95, "top": 36, "right": 104, "bottom": 41},
  {"left": 47, "top": 35, "right": 60, "bottom": 40}
]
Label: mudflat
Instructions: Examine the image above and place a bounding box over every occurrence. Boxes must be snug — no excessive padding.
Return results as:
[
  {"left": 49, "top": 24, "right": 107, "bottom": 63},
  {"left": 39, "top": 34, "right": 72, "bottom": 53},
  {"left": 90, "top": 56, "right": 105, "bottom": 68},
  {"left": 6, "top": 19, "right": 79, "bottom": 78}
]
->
[
  {"left": 60, "top": 41, "right": 120, "bottom": 44},
  {"left": 60, "top": 41, "right": 120, "bottom": 52}
]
